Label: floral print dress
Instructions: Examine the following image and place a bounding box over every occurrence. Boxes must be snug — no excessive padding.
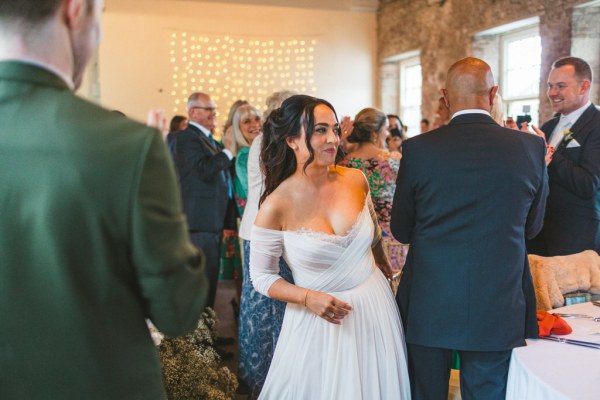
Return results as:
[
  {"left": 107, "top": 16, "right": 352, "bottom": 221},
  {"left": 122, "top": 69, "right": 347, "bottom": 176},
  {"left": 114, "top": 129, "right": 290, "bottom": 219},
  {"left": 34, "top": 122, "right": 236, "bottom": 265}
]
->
[{"left": 339, "top": 151, "right": 408, "bottom": 271}]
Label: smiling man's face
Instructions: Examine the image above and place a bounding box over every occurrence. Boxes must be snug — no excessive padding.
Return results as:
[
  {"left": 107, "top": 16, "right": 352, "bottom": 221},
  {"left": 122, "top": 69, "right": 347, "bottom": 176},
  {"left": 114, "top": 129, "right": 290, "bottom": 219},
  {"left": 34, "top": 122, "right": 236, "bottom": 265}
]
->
[{"left": 547, "top": 65, "right": 590, "bottom": 115}]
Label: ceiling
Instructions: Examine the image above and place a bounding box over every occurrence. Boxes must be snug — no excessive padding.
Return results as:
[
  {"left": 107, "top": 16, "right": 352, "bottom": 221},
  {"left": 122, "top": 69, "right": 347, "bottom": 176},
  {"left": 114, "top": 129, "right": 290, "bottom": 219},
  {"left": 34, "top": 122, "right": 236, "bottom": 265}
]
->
[{"left": 160, "top": 0, "right": 379, "bottom": 11}]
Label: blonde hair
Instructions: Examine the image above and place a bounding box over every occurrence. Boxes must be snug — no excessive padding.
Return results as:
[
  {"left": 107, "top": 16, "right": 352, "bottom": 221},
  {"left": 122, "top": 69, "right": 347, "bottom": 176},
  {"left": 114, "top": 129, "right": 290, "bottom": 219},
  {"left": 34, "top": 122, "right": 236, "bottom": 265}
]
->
[
  {"left": 264, "top": 90, "right": 296, "bottom": 122},
  {"left": 231, "top": 104, "right": 262, "bottom": 156}
]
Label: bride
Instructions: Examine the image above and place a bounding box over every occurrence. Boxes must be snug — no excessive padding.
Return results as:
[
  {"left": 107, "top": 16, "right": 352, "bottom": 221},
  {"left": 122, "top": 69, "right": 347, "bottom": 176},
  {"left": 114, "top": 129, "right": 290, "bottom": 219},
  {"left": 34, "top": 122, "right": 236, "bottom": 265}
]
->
[{"left": 250, "top": 95, "right": 410, "bottom": 399}]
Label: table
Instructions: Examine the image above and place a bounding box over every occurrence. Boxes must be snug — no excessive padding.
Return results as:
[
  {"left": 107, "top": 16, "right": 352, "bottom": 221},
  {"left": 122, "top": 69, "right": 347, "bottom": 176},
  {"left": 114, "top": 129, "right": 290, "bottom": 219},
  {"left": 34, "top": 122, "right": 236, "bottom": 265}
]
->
[{"left": 506, "top": 302, "right": 600, "bottom": 400}]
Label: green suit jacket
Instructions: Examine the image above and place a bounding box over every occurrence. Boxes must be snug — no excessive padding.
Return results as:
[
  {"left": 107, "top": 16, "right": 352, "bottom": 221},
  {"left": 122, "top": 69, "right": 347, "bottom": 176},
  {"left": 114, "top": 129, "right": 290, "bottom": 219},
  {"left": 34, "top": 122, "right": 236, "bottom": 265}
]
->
[{"left": 0, "top": 61, "right": 208, "bottom": 399}]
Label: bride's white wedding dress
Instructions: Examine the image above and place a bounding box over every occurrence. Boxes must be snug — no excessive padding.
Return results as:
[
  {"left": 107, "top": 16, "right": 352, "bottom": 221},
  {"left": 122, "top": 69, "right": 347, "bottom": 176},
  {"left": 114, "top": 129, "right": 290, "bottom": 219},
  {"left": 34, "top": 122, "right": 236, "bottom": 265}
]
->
[{"left": 250, "top": 199, "right": 411, "bottom": 399}]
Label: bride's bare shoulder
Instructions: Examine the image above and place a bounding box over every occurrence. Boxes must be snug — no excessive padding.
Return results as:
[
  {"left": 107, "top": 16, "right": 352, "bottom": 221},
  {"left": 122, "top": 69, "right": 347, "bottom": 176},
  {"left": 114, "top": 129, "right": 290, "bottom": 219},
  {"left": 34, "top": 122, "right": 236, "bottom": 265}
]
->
[
  {"left": 333, "top": 165, "right": 369, "bottom": 192},
  {"left": 254, "top": 191, "right": 288, "bottom": 231}
]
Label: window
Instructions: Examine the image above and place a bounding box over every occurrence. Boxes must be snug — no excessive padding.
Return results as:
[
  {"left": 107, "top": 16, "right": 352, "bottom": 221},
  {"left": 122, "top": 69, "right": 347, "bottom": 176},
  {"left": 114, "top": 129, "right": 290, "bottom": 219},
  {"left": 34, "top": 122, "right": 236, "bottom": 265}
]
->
[
  {"left": 380, "top": 51, "right": 422, "bottom": 138},
  {"left": 501, "top": 26, "right": 542, "bottom": 127},
  {"left": 399, "top": 57, "right": 422, "bottom": 137}
]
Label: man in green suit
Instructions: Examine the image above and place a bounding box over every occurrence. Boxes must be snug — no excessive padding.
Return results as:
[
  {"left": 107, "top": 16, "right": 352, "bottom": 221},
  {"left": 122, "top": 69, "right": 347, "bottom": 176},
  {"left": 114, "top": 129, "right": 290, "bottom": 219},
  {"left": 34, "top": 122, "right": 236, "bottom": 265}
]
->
[{"left": 0, "top": 1, "right": 208, "bottom": 398}]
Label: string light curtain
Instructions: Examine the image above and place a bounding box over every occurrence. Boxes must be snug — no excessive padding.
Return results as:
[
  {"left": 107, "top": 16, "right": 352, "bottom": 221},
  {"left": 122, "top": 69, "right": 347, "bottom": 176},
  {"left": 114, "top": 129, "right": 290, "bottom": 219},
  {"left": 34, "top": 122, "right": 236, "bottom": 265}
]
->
[{"left": 169, "top": 31, "right": 317, "bottom": 133}]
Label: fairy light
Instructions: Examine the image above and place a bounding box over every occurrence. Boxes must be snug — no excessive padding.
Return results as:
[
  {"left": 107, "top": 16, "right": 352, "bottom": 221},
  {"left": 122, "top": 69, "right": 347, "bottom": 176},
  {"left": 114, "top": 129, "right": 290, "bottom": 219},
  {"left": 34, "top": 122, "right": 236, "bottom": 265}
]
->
[{"left": 170, "top": 32, "right": 317, "bottom": 130}]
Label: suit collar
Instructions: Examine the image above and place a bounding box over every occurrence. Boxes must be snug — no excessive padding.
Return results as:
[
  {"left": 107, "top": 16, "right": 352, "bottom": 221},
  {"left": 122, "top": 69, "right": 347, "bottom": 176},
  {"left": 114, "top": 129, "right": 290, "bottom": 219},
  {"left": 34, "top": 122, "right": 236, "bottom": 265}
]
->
[
  {"left": 0, "top": 60, "right": 71, "bottom": 91},
  {"left": 544, "top": 104, "right": 598, "bottom": 143},
  {"left": 447, "top": 113, "right": 497, "bottom": 126},
  {"left": 558, "top": 103, "right": 599, "bottom": 149},
  {"left": 185, "top": 123, "right": 219, "bottom": 153},
  {"left": 188, "top": 120, "right": 211, "bottom": 137}
]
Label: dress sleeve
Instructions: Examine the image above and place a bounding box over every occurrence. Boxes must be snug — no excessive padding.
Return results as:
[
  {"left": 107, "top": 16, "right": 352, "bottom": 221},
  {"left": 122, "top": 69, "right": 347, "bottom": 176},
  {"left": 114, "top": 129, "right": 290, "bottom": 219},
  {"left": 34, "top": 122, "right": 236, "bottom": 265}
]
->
[
  {"left": 250, "top": 225, "right": 285, "bottom": 297},
  {"left": 367, "top": 195, "right": 382, "bottom": 247}
]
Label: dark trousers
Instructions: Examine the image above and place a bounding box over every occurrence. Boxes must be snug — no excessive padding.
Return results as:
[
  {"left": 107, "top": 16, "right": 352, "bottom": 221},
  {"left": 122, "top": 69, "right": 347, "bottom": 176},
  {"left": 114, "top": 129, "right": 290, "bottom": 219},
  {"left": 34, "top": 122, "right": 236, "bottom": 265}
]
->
[
  {"left": 190, "top": 231, "right": 221, "bottom": 309},
  {"left": 407, "top": 343, "right": 512, "bottom": 400}
]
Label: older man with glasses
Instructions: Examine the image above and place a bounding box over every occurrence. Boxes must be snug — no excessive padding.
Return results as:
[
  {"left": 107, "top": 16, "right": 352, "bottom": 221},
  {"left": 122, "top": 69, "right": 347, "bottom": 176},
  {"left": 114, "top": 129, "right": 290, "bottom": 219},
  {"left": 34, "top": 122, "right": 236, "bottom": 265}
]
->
[{"left": 173, "top": 92, "right": 235, "bottom": 313}]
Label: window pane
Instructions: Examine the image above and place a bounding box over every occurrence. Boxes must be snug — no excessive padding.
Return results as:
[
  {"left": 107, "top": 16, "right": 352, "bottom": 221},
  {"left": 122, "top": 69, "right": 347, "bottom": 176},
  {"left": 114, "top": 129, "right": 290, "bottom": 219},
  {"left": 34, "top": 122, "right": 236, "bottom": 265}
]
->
[
  {"left": 400, "top": 60, "right": 421, "bottom": 137},
  {"left": 504, "top": 34, "right": 541, "bottom": 99}
]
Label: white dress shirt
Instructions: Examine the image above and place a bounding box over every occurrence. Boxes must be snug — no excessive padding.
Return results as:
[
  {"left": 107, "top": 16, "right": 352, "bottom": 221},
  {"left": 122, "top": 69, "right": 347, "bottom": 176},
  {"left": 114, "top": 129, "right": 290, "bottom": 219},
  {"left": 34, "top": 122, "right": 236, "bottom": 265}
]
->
[
  {"left": 548, "top": 101, "right": 591, "bottom": 148},
  {"left": 451, "top": 109, "right": 492, "bottom": 120}
]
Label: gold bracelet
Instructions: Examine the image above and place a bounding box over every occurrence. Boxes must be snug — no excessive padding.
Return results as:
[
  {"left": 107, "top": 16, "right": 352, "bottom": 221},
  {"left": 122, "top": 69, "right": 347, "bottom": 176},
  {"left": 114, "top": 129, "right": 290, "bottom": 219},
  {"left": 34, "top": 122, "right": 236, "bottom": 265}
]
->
[{"left": 303, "top": 288, "right": 310, "bottom": 307}]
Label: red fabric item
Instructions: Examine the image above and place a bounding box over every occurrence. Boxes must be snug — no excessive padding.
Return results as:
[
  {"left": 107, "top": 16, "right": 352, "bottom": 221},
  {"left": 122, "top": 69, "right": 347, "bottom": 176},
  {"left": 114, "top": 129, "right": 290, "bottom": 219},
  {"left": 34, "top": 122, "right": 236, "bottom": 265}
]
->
[{"left": 537, "top": 310, "right": 573, "bottom": 337}]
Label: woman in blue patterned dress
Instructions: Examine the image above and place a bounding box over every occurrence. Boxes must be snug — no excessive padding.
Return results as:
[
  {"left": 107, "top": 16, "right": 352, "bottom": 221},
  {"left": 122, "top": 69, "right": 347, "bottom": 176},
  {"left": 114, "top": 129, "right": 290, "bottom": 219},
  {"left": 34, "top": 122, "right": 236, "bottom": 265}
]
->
[{"left": 237, "top": 91, "right": 295, "bottom": 398}]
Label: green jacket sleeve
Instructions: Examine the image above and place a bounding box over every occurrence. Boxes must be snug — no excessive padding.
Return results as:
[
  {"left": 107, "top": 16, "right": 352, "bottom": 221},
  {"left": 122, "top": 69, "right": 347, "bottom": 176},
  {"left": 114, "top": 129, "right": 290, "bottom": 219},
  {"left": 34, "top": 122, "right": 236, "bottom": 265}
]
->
[{"left": 131, "top": 131, "right": 208, "bottom": 336}]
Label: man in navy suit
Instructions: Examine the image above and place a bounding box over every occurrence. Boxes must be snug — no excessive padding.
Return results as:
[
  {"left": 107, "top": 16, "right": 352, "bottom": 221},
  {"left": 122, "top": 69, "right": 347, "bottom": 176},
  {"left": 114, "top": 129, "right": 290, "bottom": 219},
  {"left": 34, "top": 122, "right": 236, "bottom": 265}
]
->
[
  {"left": 391, "top": 57, "right": 548, "bottom": 400},
  {"left": 173, "top": 92, "right": 234, "bottom": 309},
  {"left": 528, "top": 57, "right": 600, "bottom": 256}
]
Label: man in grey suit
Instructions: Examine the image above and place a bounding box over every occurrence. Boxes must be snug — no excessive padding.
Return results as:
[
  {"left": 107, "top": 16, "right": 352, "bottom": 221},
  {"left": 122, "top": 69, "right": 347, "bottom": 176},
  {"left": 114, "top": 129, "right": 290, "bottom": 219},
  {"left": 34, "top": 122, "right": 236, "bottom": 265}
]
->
[
  {"left": 173, "top": 92, "right": 234, "bottom": 309},
  {"left": 391, "top": 57, "right": 547, "bottom": 400},
  {"left": 0, "top": 0, "right": 208, "bottom": 399}
]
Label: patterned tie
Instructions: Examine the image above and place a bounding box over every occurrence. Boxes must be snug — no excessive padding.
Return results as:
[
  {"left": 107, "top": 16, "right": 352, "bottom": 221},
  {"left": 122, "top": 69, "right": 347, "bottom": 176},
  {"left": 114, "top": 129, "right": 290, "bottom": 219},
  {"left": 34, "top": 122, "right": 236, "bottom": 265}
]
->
[{"left": 549, "top": 117, "right": 572, "bottom": 149}]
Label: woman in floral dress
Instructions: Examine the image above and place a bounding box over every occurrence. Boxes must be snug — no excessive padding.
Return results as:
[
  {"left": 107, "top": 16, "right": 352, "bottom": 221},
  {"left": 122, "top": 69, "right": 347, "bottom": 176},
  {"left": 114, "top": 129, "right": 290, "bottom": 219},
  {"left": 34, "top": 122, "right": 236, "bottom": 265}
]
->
[{"left": 339, "top": 108, "right": 408, "bottom": 272}]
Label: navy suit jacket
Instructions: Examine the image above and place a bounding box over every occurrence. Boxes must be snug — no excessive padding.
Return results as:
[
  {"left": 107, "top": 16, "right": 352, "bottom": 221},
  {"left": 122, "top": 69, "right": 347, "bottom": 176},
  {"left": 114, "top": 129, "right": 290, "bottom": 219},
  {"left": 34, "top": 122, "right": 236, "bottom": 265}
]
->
[
  {"left": 173, "top": 124, "right": 231, "bottom": 233},
  {"left": 391, "top": 113, "right": 548, "bottom": 351},
  {"left": 529, "top": 104, "right": 600, "bottom": 256}
]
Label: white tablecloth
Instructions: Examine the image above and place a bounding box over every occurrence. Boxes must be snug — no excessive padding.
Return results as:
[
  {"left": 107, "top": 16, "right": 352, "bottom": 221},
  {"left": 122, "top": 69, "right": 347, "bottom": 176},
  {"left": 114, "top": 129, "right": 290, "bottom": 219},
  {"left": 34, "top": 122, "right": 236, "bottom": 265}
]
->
[{"left": 506, "top": 302, "right": 600, "bottom": 400}]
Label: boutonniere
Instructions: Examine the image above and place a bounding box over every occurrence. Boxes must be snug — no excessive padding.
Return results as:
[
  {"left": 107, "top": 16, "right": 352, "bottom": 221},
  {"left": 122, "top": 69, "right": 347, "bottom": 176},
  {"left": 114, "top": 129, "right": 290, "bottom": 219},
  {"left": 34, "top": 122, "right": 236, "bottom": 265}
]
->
[{"left": 563, "top": 129, "right": 574, "bottom": 143}]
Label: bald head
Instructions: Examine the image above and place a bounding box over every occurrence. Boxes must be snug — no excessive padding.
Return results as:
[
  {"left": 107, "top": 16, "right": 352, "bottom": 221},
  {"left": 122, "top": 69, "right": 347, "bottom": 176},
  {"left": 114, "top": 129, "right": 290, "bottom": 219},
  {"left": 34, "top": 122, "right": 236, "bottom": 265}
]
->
[{"left": 441, "top": 57, "right": 498, "bottom": 116}]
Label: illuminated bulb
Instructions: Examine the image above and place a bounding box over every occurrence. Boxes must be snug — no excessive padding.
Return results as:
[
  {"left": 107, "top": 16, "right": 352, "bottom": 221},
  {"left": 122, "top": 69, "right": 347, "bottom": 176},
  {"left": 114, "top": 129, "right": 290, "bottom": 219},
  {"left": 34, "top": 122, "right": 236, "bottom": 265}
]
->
[
  {"left": 170, "top": 58, "right": 176, "bottom": 63},
  {"left": 171, "top": 33, "right": 177, "bottom": 38},
  {"left": 171, "top": 91, "right": 176, "bottom": 96},
  {"left": 170, "top": 41, "right": 175, "bottom": 46},
  {"left": 175, "top": 99, "right": 180, "bottom": 104}
]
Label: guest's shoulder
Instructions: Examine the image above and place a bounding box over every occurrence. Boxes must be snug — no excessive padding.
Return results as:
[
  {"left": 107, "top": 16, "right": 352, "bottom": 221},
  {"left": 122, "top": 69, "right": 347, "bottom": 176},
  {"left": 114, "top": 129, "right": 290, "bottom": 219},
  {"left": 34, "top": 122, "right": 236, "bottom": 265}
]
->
[{"left": 60, "top": 94, "right": 158, "bottom": 140}]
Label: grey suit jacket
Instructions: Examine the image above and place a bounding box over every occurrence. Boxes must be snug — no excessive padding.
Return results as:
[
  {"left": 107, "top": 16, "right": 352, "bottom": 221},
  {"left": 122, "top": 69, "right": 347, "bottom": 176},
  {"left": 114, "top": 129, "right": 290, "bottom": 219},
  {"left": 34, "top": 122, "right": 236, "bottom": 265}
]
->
[{"left": 173, "top": 124, "right": 232, "bottom": 233}]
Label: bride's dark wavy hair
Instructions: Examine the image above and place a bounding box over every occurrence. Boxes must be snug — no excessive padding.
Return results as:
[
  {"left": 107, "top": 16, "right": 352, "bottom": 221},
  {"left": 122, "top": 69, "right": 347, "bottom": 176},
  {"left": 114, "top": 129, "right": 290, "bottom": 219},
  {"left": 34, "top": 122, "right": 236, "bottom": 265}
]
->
[{"left": 259, "top": 94, "right": 344, "bottom": 206}]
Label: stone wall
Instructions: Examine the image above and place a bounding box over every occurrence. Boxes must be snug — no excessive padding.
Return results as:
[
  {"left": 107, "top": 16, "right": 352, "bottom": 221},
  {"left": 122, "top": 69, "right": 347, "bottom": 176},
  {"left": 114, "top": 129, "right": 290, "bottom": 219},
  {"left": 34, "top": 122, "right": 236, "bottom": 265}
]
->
[{"left": 379, "top": 0, "right": 599, "bottom": 124}]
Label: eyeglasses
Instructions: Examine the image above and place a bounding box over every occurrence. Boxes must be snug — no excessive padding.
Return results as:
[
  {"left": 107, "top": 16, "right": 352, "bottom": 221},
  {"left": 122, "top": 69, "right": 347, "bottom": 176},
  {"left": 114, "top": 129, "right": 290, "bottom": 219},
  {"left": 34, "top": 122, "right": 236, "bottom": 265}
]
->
[{"left": 191, "top": 106, "right": 217, "bottom": 112}]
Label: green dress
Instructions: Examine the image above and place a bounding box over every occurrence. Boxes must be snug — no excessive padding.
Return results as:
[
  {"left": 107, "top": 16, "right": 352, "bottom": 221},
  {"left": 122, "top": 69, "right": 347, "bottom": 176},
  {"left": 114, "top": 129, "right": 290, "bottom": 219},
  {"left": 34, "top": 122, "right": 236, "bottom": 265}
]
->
[{"left": 218, "top": 146, "right": 249, "bottom": 280}]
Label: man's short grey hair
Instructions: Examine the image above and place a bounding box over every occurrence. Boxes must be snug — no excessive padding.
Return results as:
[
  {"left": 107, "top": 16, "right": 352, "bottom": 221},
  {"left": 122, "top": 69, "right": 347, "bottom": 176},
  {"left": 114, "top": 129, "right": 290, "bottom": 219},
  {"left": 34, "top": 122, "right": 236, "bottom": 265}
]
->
[{"left": 187, "top": 92, "right": 209, "bottom": 111}]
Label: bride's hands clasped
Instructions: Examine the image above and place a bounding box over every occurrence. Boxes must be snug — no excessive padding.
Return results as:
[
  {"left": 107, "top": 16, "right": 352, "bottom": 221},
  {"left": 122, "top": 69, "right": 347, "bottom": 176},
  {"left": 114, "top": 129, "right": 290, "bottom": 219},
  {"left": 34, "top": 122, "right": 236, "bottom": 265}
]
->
[{"left": 305, "top": 290, "right": 353, "bottom": 325}]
